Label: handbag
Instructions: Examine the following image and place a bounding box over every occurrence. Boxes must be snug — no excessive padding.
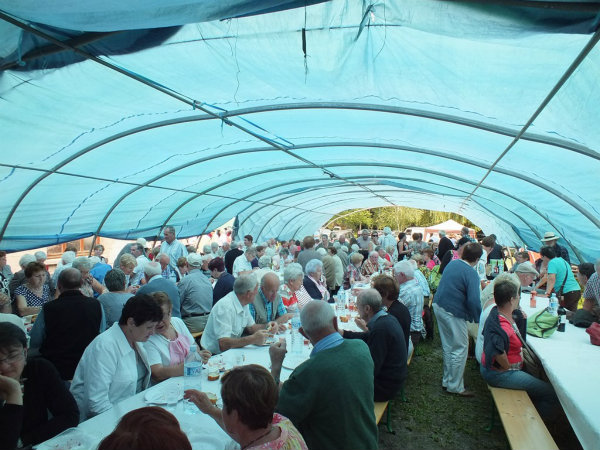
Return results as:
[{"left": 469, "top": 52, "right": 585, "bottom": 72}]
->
[
  {"left": 526, "top": 308, "right": 559, "bottom": 338},
  {"left": 511, "top": 321, "right": 548, "bottom": 381},
  {"left": 586, "top": 322, "right": 600, "bottom": 346}
]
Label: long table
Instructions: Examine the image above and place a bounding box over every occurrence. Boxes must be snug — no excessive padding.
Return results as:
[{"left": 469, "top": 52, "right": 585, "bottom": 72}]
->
[
  {"left": 36, "top": 329, "right": 311, "bottom": 450},
  {"left": 519, "top": 294, "right": 599, "bottom": 450}
]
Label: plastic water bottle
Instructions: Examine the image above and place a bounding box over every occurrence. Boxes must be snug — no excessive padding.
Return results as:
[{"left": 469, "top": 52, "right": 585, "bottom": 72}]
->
[
  {"left": 290, "top": 312, "right": 302, "bottom": 355},
  {"left": 183, "top": 344, "right": 203, "bottom": 414},
  {"left": 549, "top": 293, "right": 559, "bottom": 316}
]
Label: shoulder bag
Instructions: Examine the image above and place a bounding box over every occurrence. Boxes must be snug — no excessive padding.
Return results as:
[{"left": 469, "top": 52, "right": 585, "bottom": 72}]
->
[
  {"left": 526, "top": 308, "right": 559, "bottom": 338},
  {"left": 511, "top": 321, "right": 547, "bottom": 381}
]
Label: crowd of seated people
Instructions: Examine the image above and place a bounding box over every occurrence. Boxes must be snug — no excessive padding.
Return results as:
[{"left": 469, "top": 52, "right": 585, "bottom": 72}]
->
[{"left": 0, "top": 225, "right": 596, "bottom": 449}]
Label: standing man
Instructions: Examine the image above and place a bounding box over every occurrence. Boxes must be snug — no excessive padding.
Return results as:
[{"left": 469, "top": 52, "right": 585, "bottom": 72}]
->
[
  {"left": 380, "top": 227, "right": 397, "bottom": 253},
  {"left": 243, "top": 235, "right": 254, "bottom": 251},
  {"left": 130, "top": 242, "right": 150, "bottom": 286},
  {"left": 433, "top": 242, "right": 482, "bottom": 397},
  {"left": 394, "top": 260, "right": 424, "bottom": 347},
  {"left": 296, "top": 236, "right": 321, "bottom": 271},
  {"left": 29, "top": 268, "right": 105, "bottom": 380},
  {"left": 316, "top": 234, "right": 330, "bottom": 250},
  {"left": 160, "top": 225, "right": 188, "bottom": 273},
  {"left": 137, "top": 261, "right": 182, "bottom": 318},
  {"left": 224, "top": 240, "right": 243, "bottom": 275},
  {"left": 269, "top": 300, "right": 378, "bottom": 450},
  {"left": 437, "top": 230, "right": 454, "bottom": 262},
  {"left": 178, "top": 253, "right": 213, "bottom": 333},
  {"left": 357, "top": 229, "right": 372, "bottom": 250},
  {"left": 341, "top": 289, "right": 407, "bottom": 401},
  {"left": 539, "top": 231, "right": 570, "bottom": 263}
]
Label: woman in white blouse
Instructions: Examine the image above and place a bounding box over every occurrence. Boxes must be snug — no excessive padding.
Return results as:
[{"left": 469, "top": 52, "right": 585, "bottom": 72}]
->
[{"left": 144, "top": 292, "right": 211, "bottom": 383}]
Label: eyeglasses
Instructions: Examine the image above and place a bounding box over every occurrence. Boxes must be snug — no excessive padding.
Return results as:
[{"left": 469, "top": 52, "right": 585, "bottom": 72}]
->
[{"left": 0, "top": 350, "right": 25, "bottom": 366}]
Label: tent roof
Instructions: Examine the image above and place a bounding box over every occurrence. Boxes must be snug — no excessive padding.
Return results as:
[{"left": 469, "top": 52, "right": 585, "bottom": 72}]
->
[{"left": 0, "top": 0, "right": 599, "bottom": 263}]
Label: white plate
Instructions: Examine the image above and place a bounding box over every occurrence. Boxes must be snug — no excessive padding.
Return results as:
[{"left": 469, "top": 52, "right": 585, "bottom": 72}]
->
[
  {"left": 144, "top": 388, "right": 182, "bottom": 405},
  {"left": 282, "top": 355, "right": 306, "bottom": 370}
]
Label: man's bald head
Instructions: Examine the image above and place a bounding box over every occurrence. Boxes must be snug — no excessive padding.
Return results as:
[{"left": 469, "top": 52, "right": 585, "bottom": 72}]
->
[
  {"left": 58, "top": 268, "right": 83, "bottom": 292},
  {"left": 260, "top": 272, "right": 281, "bottom": 302}
]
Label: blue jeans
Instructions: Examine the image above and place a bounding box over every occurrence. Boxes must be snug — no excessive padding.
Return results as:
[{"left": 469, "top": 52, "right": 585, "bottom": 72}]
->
[{"left": 480, "top": 365, "right": 560, "bottom": 421}]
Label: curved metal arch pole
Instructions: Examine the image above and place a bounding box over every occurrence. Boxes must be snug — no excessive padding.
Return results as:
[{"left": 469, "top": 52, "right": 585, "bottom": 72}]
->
[
  {"left": 254, "top": 189, "right": 396, "bottom": 239},
  {"left": 230, "top": 163, "right": 581, "bottom": 253},
  {"left": 252, "top": 186, "right": 538, "bottom": 251},
  {"left": 197, "top": 178, "right": 353, "bottom": 236},
  {"left": 257, "top": 180, "right": 542, "bottom": 242},
  {"left": 463, "top": 26, "right": 600, "bottom": 208},
  {"left": 232, "top": 167, "right": 581, "bottom": 258},
  {"left": 159, "top": 142, "right": 600, "bottom": 237}
]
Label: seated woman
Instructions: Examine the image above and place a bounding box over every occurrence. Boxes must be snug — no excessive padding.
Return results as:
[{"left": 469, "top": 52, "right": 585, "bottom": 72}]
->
[
  {"left": 97, "top": 269, "right": 134, "bottom": 327},
  {"left": 98, "top": 406, "right": 191, "bottom": 450},
  {"left": 184, "top": 364, "right": 308, "bottom": 450},
  {"left": 540, "top": 246, "right": 580, "bottom": 311},
  {"left": 71, "top": 257, "right": 106, "bottom": 298},
  {"left": 279, "top": 263, "right": 312, "bottom": 311},
  {"left": 70, "top": 294, "right": 163, "bottom": 420},
  {"left": 480, "top": 277, "right": 559, "bottom": 421},
  {"left": 144, "top": 292, "right": 210, "bottom": 383},
  {"left": 343, "top": 253, "right": 365, "bottom": 289},
  {"left": 421, "top": 247, "right": 440, "bottom": 270},
  {"left": 14, "top": 261, "right": 52, "bottom": 316},
  {"left": 0, "top": 323, "right": 79, "bottom": 449},
  {"left": 303, "top": 259, "right": 330, "bottom": 302}
]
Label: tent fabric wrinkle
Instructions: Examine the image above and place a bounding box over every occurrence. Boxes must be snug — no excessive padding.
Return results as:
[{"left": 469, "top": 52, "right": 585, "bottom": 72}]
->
[{"left": 0, "top": 0, "right": 598, "bottom": 265}]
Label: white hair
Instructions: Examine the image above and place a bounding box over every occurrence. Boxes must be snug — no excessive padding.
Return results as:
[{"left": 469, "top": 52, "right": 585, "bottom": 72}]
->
[
  {"left": 203, "top": 245, "right": 212, "bottom": 254},
  {"left": 393, "top": 260, "right": 414, "bottom": 278},
  {"left": 19, "top": 254, "right": 36, "bottom": 268},
  {"left": 89, "top": 256, "right": 101, "bottom": 266},
  {"left": 144, "top": 261, "right": 162, "bottom": 277},
  {"left": 284, "top": 263, "right": 304, "bottom": 284},
  {"left": 211, "top": 242, "right": 219, "bottom": 250},
  {"left": 72, "top": 256, "right": 92, "bottom": 272},
  {"left": 369, "top": 251, "right": 379, "bottom": 258},
  {"left": 234, "top": 273, "right": 258, "bottom": 295},
  {"left": 341, "top": 245, "right": 349, "bottom": 252},
  {"left": 351, "top": 244, "right": 359, "bottom": 252},
  {"left": 34, "top": 251, "right": 47, "bottom": 260},
  {"left": 300, "top": 300, "right": 335, "bottom": 337},
  {"left": 305, "top": 259, "right": 323, "bottom": 275},
  {"left": 258, "top": 255, "right": 272, "bottom": 268},
  {"left": 61, "top": 251, "right": 76, "bottom": 264},
  {"left": 316, "top": 248, "right": 327, "bottom": 256}
]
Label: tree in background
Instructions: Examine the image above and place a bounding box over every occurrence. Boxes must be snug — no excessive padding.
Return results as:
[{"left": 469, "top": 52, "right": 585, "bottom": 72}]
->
[{"left": 329, "top": 207, "right": 477, "bottom": 233}]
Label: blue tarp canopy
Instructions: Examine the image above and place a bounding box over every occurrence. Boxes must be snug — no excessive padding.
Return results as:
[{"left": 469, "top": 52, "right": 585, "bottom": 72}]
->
[{"left": 0, "top": 0, "right": 599, "bottom": 263}]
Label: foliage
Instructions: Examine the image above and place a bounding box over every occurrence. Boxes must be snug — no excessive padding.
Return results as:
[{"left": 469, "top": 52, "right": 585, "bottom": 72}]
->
[{"left": 329, "top": 207, "right": 478, "bottom": 232}]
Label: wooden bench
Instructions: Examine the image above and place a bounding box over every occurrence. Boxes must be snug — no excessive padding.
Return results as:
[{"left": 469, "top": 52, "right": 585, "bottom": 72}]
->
[
  {"left": 191, "top": 331, "right": 203, "bottom": 345},
  {"left": 487, "top": 386, "right": 558, "bottom": 450},
  {"left": 374, "top": 401, "right": 393, "bottom": 434}
]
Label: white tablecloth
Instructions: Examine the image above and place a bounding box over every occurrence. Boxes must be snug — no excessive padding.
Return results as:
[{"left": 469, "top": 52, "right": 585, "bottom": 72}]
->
[
  {"left": 519, "top": 294, "right": 600, "bottom": 450},
  {"left": 36, "top": 329, "right": 312, "bottom": 450}
]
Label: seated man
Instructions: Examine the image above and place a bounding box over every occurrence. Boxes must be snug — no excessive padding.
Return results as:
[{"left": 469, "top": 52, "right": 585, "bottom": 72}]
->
[
  {"left": 29, "top": 268, "right": 106, "bottom": 380},
  {"left": 341, "top": 289, "right": 407, "bottom": 401},
  {"left": 232, "top": 247, "right": 257, "bottom": 278},
  {"left": 200, "top": 274, "right": 274, "bottom": 354},
  {"left": 178, "top": 253, "right": 213, "bottom": 333},
  {"left": 249, "top": 272, "right": 293, "bottom": 329},
  {"left": 269, "top": 300, "right": 378, "bottom": 450},
  {"left": 137, "top": 261, "right": 182, "bottom": 318}
]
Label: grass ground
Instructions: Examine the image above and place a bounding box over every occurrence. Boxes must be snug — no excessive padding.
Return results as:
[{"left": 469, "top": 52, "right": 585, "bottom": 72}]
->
[{"left": 377, "top": 325, "right": 582, "bottom": 450}]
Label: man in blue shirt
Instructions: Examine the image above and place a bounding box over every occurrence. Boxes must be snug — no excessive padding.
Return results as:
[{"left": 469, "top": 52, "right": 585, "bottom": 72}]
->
[{"left": 249, "top": 272, "right": 292, "bottom": 329}]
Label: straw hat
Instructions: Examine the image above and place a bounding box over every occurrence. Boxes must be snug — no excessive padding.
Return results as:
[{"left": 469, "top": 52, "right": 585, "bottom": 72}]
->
[{"left": 540, "top": 232, "right": 559, "bottom": 242}]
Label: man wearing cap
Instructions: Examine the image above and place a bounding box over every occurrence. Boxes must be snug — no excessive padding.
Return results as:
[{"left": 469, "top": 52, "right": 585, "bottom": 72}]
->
[
  {"left": 178, "top": 253, "right": 213, "bottom": 333},
  {"left": 540, "top": 231, "right": 570, "bottom": 263},
  {"left": 514, "top": 262, "right": 539, "bottom": 292},
  {"left": 379, "top": 227, "right": 396, "bottom": 253},
  {"left": 160, "top": 225, "right": 188, "bottom": 273}
]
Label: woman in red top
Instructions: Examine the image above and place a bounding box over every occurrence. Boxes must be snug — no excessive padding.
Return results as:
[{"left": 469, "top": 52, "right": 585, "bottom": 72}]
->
[{"left": 480, "top": 278, "right": 559, "bottom": 421}]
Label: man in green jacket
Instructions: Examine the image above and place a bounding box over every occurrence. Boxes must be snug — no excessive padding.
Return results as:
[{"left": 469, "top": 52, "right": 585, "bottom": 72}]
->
[{"left": 270, "top": 300, "right": 378, "bottom": 450}]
